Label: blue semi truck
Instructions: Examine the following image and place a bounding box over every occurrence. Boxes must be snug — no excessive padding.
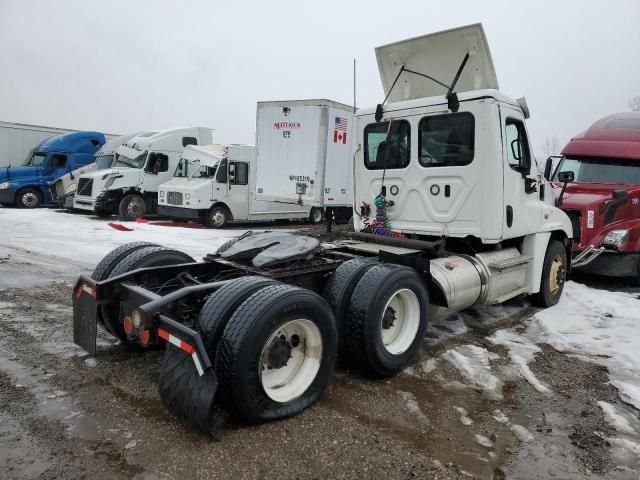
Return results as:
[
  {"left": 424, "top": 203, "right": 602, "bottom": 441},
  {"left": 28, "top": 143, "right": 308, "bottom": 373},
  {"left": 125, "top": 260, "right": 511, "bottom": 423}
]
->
[{"left": 0, "top": 131, "right": 105, "bottom": 208}]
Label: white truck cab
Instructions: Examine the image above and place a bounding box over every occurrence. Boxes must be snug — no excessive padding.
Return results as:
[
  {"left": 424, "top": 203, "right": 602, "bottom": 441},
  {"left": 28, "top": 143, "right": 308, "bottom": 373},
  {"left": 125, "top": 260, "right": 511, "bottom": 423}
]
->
[
  {"left": 50, "top": 133, "right": 139, "bottom": 209},
  {"left": 353, "top": 24, "right": 573, "bottom": 308},
  {"left": 73, "top": 127, "right": 213, "bottom": 219},
  {"left": 157, "top": 144, "right": 313, "bottom": 227}
]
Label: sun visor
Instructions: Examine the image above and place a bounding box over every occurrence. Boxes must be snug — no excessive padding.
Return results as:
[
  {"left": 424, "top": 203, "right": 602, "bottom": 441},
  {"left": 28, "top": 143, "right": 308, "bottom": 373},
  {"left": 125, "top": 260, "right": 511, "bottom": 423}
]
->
[{"left": 375, "top": 23, "right": 499, "bottom": 103}]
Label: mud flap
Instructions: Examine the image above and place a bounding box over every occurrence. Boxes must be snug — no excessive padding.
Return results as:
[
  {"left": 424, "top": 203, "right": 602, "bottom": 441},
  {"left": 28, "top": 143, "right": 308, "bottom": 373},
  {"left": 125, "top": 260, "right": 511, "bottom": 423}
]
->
[
  {"left": 72, "top": 286, "right": 98, "bottom": 356},
  {"left": 159, "top": 344, "right": 219, "bottom": 433}
]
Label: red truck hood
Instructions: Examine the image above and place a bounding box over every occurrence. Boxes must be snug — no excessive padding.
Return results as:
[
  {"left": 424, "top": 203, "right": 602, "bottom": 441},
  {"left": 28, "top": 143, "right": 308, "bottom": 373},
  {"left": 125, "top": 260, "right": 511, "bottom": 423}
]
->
[
  {"left": 552, "top": 183, "right": 640, "bottom": 252},
  {"left": 555, "top": 183, "right": 640, "bottom": 210}
]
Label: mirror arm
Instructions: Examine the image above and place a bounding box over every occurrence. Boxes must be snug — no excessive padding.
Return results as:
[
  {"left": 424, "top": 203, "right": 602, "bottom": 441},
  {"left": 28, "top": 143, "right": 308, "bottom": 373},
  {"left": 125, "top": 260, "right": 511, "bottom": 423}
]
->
[{"left": 557, "top": 181, "right": 569, "bottom": 207}]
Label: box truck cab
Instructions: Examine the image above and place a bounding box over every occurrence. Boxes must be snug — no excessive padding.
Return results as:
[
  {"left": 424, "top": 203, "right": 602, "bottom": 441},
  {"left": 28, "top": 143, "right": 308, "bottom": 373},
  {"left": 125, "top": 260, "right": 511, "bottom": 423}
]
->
[
  {"left": 50, "top": 132, "right": 139, "bottom": 209},
  {"left": 0, "top": 131, "right": 105, "bottom": 208},
  {"left": 545, "top": 112, "right": 640, "bottom": 281},
  {"left": 158, "top": 144, "right": 314, "bottom": 227},
  {"left": 73, "top": 127, "right": 213, "bottom": 219}
]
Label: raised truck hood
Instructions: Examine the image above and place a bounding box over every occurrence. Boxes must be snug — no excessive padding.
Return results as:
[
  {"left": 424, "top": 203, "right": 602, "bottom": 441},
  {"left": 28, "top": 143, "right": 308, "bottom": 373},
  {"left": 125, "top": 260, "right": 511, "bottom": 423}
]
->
[
  {"left": 78, "top": 168, "right": 121, "bottom": 180},
  {"left": 375, "top": 23, "right": 499, "bottom": 103}
]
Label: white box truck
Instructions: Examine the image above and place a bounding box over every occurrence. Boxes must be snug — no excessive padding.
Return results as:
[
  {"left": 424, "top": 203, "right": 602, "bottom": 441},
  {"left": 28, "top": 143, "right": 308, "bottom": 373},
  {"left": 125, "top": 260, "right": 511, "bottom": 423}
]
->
[
  {"left": 157, "top": 144, "right": 317, "bottom": 227},
  {"left": 255, "top": 99, "right": 354, "bottom": 223},
  {"left": 73, "top": 127, "right": 213, "bottom": 219}
]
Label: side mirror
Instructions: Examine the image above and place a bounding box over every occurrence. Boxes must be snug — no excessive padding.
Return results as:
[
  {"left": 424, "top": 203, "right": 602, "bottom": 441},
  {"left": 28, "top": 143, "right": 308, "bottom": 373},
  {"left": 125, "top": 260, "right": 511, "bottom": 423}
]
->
[
  {"left": 375, "top": 104, "right": 383, "bottom": 122},
  {"left": 447, "top": 93, "right": 460, "bottom": 113},
  {"left": 612, "top": 189, "right": 628, "bottom": 200},
  {"left": 543, "top": 157, "right": 553, "bottom": 180},
  {"left": 557, "top": 171, "right": 574, "bottom": 183},
  {"left": 556, "top": 171, "right": 574, "bottom": 207}
]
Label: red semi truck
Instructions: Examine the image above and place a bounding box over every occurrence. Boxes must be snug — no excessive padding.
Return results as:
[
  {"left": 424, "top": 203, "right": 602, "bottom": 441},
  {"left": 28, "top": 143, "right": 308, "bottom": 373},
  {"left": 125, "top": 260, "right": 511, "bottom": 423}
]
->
[{"left": 545, "top": 112, "right": 640, "bottom": 282}]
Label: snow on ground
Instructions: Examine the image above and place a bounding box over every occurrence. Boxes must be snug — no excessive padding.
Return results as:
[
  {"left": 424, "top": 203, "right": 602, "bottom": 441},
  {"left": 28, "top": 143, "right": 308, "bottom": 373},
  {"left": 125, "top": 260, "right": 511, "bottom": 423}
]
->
[
  {"left": 0, "top": 208, "right": 263, "bottom": 284},
  {"left": 528, "top": 281, "right": 640, "bottom": 411},
  {"left": 441, "top": 345, "right": 503, "bottom": 400}
]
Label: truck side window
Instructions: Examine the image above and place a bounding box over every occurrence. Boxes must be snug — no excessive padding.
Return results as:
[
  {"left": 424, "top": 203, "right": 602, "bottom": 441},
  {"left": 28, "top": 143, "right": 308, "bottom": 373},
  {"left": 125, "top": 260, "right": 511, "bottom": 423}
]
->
[
  {"left": 51, "top": 154, "right": 67, "bottom": 169},
  {"left": 231, "top": 162, "right": 249, "bottom": 185},
  {"left": 364, "top": 120, "right": 410, "bottom": 170},
  {"left": 418, "top": 113, "right": 474, "bottom": 167},
  {"left": 216, "top": 159, "right": 228, "bottom": 183},
  {"left": 182, "top": 137, "right": 198, "bottom": 147},
  {"left": 505, "top": 119, "right": 531, "bottom": 173}
]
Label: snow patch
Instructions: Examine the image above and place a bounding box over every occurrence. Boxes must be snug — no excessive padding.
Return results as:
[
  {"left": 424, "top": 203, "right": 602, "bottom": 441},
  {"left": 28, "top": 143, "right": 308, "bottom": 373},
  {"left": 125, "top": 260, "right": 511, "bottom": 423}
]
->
[
  {"left": 475, "top": 434, "right": 493, "bottom": 448},
  {"left": 529, "top": 281, "right": 640, "bottom": 410},
  {"left": 398, "top": 391, "right": 429, "bottom": 422},
  {"left": 442, "top": 345, "right": 503, "bottom": 400},
  {"left": 510, "top": 424, "right": 535, "bottom": 443},
  {"left": 489, "top": 330, "right": 550, "bottom": 394},
  {"left": 597, "top": 401, "right": 636, "bottom": 435},
  {"left": 454, "top": 406, "right": 473, "bottom": 426},
  {"left": 492, "top": 409, "right": 509, "bottom": 424}
]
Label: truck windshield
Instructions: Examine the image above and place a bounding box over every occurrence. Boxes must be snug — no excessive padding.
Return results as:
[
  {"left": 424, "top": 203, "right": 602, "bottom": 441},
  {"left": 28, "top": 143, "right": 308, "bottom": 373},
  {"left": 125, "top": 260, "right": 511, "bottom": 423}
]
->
[
  {"left": 23, "top": 153, "right": 47, "bottom": 166},
  {"left": 174, "top": 157, "right": 200, "bottom": 177},
  {"left": 95, "top": 155, "right": 114, "bottom": 170},
  {"left": 115, "top": 151, "right": 147, "bottom": 169},
  {"left": 554, "top": 156, "right": 640, "bottom": 184}
]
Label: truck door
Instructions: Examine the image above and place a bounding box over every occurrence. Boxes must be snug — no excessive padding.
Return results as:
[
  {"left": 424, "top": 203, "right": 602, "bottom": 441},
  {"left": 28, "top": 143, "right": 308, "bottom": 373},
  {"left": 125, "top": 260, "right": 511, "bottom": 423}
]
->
[
  {"left": 214, "top": 158, "right": 229, "bottom": 199},
  {"left": 49, "top": 154, "right": 68, "bottom": 184},
  {"left": 228, "top": 161, "right": 249, "bottom": 219},
  {"left": 500, "top": 106, "right": 542, "bottom": 238}
]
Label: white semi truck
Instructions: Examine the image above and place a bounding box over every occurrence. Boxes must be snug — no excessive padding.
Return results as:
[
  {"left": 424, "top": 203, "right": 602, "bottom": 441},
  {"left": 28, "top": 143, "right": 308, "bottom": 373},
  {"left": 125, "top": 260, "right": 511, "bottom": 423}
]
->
[
  {"left": 255, "top": 99, "right": 355, "bottom": 224},
  {"left": 50, "top": 133, "right": 139, "bottom": 209},
  {"left": 157, "top": 144, "right": 318, "bottom": 227},
  {"left": 72, "top": 24, "right": 574, "bottom": 432},
  {"left": 73, "top": 127, "right": 213, "bottom": 219}
]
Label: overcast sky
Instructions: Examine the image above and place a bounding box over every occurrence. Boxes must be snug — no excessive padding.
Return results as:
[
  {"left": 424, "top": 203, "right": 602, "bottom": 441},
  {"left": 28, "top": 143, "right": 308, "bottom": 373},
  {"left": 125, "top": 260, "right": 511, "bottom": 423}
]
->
[{"left": 1, "top": 0, "right": 639, "bottom": 157}]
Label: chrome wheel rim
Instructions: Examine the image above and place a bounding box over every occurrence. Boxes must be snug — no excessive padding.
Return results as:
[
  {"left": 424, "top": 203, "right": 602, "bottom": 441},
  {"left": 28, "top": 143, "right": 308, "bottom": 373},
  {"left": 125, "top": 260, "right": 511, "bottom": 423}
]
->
[
  {"left": 127, "top": 198, "right": 144, "bottom": 217},
  {"left": 259, "top": 318, "right": 323, "bottom": 403},
  {"left": 21, "top": 192, "right": 39, "bottom": 208},
  {"left": 211, "top": 211, "right": 225, "bottom": 227},
  {"left": 380, "top": 288, "right": 421, "bottom": 355}
]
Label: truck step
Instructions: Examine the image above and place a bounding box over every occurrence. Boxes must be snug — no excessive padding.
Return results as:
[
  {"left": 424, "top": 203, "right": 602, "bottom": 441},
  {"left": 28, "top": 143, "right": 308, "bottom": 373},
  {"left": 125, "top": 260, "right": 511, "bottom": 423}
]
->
[{"left": 488, "top": 256, "right": 531, "bottom": 271}]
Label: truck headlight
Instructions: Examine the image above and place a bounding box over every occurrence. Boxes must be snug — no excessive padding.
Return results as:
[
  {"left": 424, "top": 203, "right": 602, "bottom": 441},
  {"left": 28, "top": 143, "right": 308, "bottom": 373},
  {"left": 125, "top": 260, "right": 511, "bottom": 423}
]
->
[
  {"left": 0, "top": 182, "right": 11, "bottom": 190},
  {"left": 65, "top": 183, "right": 77, "bottom": 194},
  {"left": 159, "top": 191, "right": 165, "bottom": 198},
  {"left": 602, "top": 230, "right": 629, "bottom": 249}
]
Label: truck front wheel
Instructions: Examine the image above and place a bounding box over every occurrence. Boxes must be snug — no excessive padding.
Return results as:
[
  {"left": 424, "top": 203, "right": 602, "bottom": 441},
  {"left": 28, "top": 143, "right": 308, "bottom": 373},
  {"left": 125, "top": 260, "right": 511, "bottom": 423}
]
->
[
  {"left": 16, "top": 188, "right": 42, "bottom": 208},
  {"left": 118, "top": 194, "right": 146, "bottom": 221},
  {"left": 217, "top": 284, "right": 337, "bottom": 423},
  {"left": 343, "top": 264, "right": 429, "bottom": 377},
  {"left": 532, "top": 240, "right": 567, "bottom": 307},
  {"left": 206, "top": 206, "right": 229, "bottom": 228}
]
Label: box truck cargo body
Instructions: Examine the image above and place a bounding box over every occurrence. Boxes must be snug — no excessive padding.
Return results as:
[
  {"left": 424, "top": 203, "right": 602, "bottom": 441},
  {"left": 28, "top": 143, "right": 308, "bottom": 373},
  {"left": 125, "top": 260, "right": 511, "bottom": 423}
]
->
[
  {"left": 158, "top": 144, "right": 314, "bottom": 227},
  {"left": 255, "top": 100, "right": 354, "bottom": 217}
]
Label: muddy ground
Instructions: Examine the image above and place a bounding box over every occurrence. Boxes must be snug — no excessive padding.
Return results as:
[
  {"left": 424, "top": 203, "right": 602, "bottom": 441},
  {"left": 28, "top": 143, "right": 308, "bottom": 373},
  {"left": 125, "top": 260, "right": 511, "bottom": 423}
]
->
[{"left": 0, "top": 274, "right": 637, "bottom": 480}]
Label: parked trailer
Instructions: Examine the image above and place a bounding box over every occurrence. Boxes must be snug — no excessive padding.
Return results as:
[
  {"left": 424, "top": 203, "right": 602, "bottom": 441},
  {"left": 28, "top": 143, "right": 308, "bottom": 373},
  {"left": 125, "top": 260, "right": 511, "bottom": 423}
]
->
[
  {"left": 72, "top": 24, "right": 574, "bottom": 432},
  {"left": 157, "top": 144, "right": 317, "bottom": 227},
  {"left": 254, "top": 99, "right": 355, "bottom": 224}
]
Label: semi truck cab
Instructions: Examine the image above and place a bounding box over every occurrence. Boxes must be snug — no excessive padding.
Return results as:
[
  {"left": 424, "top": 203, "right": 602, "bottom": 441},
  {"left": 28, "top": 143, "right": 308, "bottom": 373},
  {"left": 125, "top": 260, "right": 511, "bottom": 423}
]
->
[
  {"left": 546, "top": 112, "right": 640, "bottom": 281},
  {"left": 0, "top": 131, "right": 105, "bottom": 208},
  {"left": 72, "top": 127, "right": 213, "bottom": 219},
  {"left": 50, "top": 132, "right": 140, "bottom": 209}
]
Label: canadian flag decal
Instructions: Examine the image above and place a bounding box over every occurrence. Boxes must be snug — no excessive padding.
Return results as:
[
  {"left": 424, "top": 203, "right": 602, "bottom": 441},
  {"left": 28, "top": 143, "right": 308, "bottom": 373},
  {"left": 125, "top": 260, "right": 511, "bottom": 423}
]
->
[{"left": 333, "top": 116, "right": 347, "bottom": 144}]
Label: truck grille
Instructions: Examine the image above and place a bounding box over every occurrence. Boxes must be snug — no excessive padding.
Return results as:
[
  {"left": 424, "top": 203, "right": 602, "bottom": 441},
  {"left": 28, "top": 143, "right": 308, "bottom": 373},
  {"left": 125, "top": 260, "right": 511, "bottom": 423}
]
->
[
  {"left": 565, "top": 211, "right": 581, "bottom": 243},
  {"left": 167, "top": 191, "right": 183, "bottom": 206},
  {"left": 76, "top": 178, "right": 93, "bottom": 197}
]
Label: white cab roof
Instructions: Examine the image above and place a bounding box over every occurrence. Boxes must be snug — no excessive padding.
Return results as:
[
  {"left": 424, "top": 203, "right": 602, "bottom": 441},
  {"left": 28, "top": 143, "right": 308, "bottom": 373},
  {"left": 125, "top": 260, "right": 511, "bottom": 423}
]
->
[{"left": 375, "top": 23, "right": 499, "bottom": 104}]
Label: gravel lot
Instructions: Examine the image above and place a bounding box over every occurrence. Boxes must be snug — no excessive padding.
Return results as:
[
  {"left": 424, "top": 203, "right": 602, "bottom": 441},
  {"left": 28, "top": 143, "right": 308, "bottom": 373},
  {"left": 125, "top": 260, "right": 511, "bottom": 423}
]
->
[{"left": 0, "top": 209, "right": 639, "bottom": 479}]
